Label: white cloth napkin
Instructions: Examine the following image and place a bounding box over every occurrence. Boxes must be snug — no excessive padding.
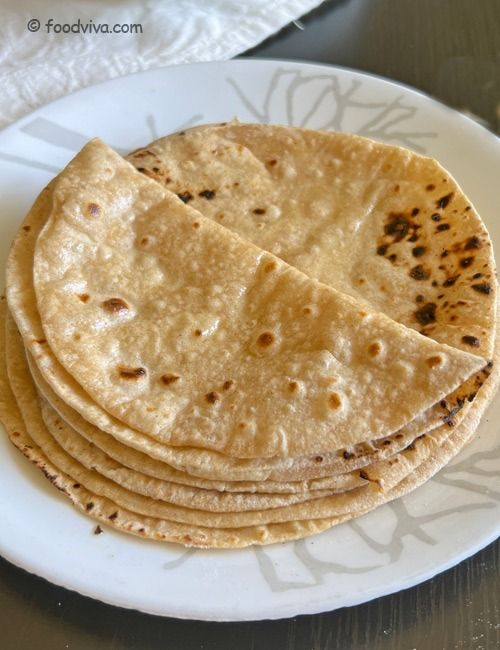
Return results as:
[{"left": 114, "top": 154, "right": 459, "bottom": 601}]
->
[{"left": 0, "top": 0, "right": 323, "bottom": 129}]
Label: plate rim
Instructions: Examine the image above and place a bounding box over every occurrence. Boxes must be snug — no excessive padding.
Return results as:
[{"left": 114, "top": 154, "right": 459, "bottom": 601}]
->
[{"left": 0, "top": 57, "right": 499, "bottom": 621}]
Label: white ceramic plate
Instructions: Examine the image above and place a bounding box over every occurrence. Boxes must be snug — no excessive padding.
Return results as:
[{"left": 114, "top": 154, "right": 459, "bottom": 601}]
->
[{"left": 0, "top": 59, "right": 499, "bottom": 622}]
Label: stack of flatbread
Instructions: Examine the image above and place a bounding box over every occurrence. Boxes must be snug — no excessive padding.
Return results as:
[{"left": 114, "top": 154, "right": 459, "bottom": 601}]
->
[{"left": 1, "top": 123, "right": 498, "bottom": 548}]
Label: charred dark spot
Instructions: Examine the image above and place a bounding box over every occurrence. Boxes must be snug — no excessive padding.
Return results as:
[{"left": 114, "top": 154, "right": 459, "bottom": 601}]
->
[
  {"left": 465, "top": 236, "right": 481, "bottom": 250},
  {"left": 88, "top": 203, "right": 101, "bottom": 216},
  {"left": 443, "top": 275, "right": 459, "bottom": 287},
  {"left": 409, "top": 265, "right": 430, "bottom": 281},
  {"left": 411, "top": 208, "right": 420, "bottom": 216},
  {"left": 222, "top": 380, "right": 234, "bottom": 391},
  {"left": 368, "top": 342, "right": 382, "bottom": 357},
  {"left": 118, "top": 366, "right": 147, "bottom": 380},
  {"left": 77, "top": 293, "right": 90, "bottom": 303},
  {"left": 34, "top": 338, "right": 47, "bottom": 344},
  {"left": 441, "top": 250, "right": 448, "bottom": 258},
  {"left": 359, "top": 470, "right": 370, "bottom": 480},
  {"left": 406, "top": 442, "right": 416, "bottom": 451},
  {"left": 468, "top": 392, "right": 477, "bottom": 402},
  {"left": 267, "top": 159, "right": 277, "bottom": 166},
  {"left": 73, "top": 483, "right": 80, "bottom": 488},
  {"left": 388, "top": 253, "right": 397, "bottom": 263},
  {"left": 431, "top": 213, "right": 442, "bottom": 222},
  {"left": 343, "top": 450, "right": 354, "bottom": 460},
  {"left": 384, "top": 214, "right": 410, "bottom": 242},
  {"left": 408, "top": 234, "right": 419, "bottom": 243},
  {"left": 257, "top": 332, "right": 275, "bottom": 347},
  {"left": 462, "top": 335, "right": 480, "bottom": 347},
  {"left": 102, "top": 298, "right": 129, "bottom": 313},
  {"left": 412, "top": 246, "right": 426, "bottom": 257},
  {"left": 471, "top": 283, "right": 492, "bottom": 294},
  {"left": 23, "top": 225, "right": 31, "bottom": 232},
  {"left": 177, "top": 191, "right": 193, "bottom": 203},
  {"left": 178, "top": 131, "right": 186, "bottom": 136},
  {"left": 253, "top": 208, "right": 266, "bottom": 215},
  {"left": 416, "top": 294, "right": 424, "bottom": 303},
  {"left": 436, "top": 192, "right": 454, "bottom": 209},
  {"left": 315, "top": 456, "right": 323, "bottom": 463},
  {"left": 138, "top": 527, "right": 145, "bottom": 534},
  {"left": 432, "top": 280, "right": 438, "bottom": 287},
  {"left": 161, "top": 373, "right": 180, "bottom": 386},
  {"left": 383, "top": 439, "right": 392, "bottom": 446},
  {"left": 415, "top": 302, "right": 437, "bottom": 325},
  {"left": 443, "top": 406, "right": 461, "bottom": 427},
  {"left": 94, "top": 525, "right": 103, "bottom": 535},
  {"left": 205, "top": 391, "right": 219, "bottom": 404},
  {"left": 436, "top": 223, "right": 450, "bottom": 232},
  {"left": 108, "top": 512, "right": 118, "bottom": 520},
  {"left": 460, "top": 257, "right": 474, "bottom": 268},
  {"left": 426, "top": 184, "right": 435, "bottom": 191},
  {"left": 288, "top": 381, "right": 299, "bottom": 393},
  {"left": 194, "top": 329, "right": 202, "bottom": 336},
  {"left": 86, "top": 502, "right": 94, "bottom": 511},
  {"left": 465, "top": 206, "right": 471, "bottom": 211},
  {"left": 198, "top": 189, "right": 216, "bottom": 200},
  {"left": 377, "top": 244, "right": 388, "bottom": 256},
  {"left": 472, "top": 272, "right": 483, "bottom": 279},
  {"left": 152, "top": 166, "right": 160, "bottom": 173}
]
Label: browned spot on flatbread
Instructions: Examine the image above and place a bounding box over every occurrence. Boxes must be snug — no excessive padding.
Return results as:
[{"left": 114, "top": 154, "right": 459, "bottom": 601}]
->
[
  {"left": 368, "top": 342, "right": 381, "bottom": 357},
  {"left": 426, "top": 355, "right": 444, "bottom": 368},
  {"left": 205, "top": 391, "right": 219, "bottom": 404},
  {"left": 384, "top": 213, "right": 410, "bottom": 242},
  {"left": 118, "top": 366, "right": 147, "bottom": 380},
  {"left": 177, "top": 191, "right": 193, "bottom": 203},
  {"left": 77, "top": 293, "right": 90, "bottom": 303},
  {"left": 198, "top": 189, "right": 216, "bottom": 199},
  {"left": 102, "top": 298, "right": 129, "bottom": 313},
  {"left": 328, "top": 393, "right": 342, "bottom": 409},
  {"left": 161, "top": 373, "right": 180, "bottom": 386},
  {"left": 436, "top": 192, "right": 454, "bottom": 209},
  {"left": 409, "top": 265, "right": 430, "bottom": 281},
  {"left": 257, "top": 332, "right": 274, "bottom": 347},
  {"left": 471, "top": 283, "right": 491, "bottom": 295},
  {"left": 462, "top": 335, "right": 480, "bottom": 347},
  {"left": 465, "top": 236, "right": 481, "bottom": 250},
  {"left": 415, "top": 302, "right": 437, "bottom": 325}
]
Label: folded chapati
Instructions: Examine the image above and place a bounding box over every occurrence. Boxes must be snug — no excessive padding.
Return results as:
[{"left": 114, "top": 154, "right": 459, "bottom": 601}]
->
[
  {"left": 22, "top": 141, "right": 487, "bottom": 460},
  {"left": 129, "top": 122, "right": 498, "bottom": 431}
]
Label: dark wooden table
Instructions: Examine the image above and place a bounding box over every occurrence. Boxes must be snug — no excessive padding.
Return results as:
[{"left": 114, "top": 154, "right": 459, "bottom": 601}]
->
[{"left": 1, "top": 1, "right": 499, "bottom": 648}]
